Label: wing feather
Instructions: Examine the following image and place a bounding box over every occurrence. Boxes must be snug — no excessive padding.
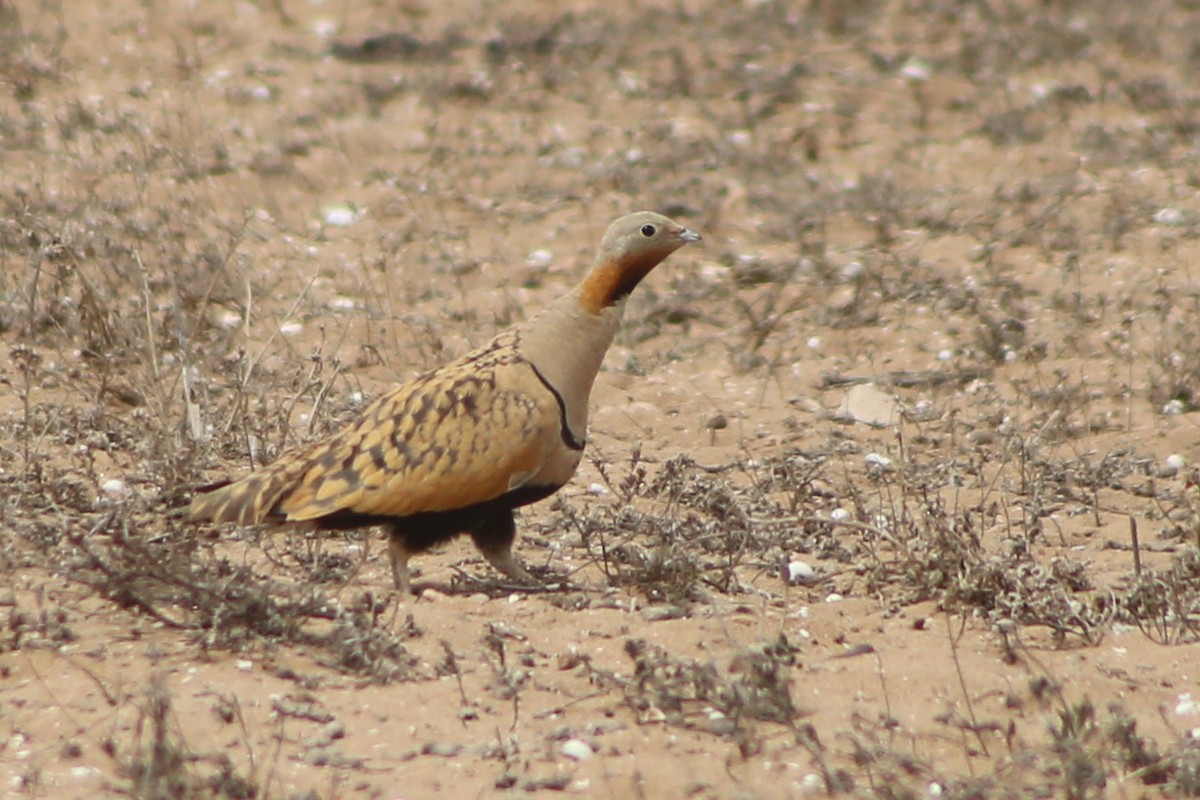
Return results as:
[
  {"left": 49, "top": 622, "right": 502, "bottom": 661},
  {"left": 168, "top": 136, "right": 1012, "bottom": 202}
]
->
[{"left": 275, "top": 359, "right": 560, "bottom": 521}]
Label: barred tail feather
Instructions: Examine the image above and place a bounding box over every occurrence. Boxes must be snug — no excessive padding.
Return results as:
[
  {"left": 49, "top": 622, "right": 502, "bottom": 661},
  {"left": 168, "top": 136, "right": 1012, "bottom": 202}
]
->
[{"left": 187, "top": 463, "right": 307, "bottom": 525}]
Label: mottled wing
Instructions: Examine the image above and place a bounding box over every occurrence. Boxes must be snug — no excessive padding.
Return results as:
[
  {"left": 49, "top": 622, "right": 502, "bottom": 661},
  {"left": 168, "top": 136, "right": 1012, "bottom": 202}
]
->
[{"left": 275, "top": 361, "right": 560, "bottom": 521}]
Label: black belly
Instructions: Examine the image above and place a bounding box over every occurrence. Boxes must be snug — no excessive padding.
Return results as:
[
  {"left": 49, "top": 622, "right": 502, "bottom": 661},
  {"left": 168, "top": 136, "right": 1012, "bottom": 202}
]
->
[{"left": 305, "top": 483, "right": 561, "bottom": 554}]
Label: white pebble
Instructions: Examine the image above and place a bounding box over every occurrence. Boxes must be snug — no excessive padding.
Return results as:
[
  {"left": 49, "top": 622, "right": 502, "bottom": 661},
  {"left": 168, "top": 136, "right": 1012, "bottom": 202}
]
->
[
  {"left": 561, "top": 738, "right": 594, "bottom": 761},
  {"left": 312, "top": 18, "right": 338, "bottom": 38},
  {"left": 1176, "top": 693, "right": 1198, "bottom": 717},
  {"left": 100, "top": 478, "right": 126, "bottom": 497},
  {"left": 865, "top": 453, "right": 894, "bottom": 471},
  {"left": 279, "top": 322, "right": 303, "bottom": 336},
  {"left": 899, "top": 57, "right": 931, "bottom": 82},
  {"left": 587, "top": 483, "right": 609, "bottom": 496},
  {"left": 824, "top": 593, "right": 844, "bottom": 603},
  {"left": 1163, "top": 399, "right": 1186, "bottom": 415},
  {"left": 321, "top": 204, "right": 360, "bottom": 227},
  {"left": 526, "top": 249, "right": 554, "bottom": 268},
  {"left": 1153, "top": 207, "right": 1185, "bottom": 226},
  {"left": 806, "top": 336, "right": 821, "bottom": 350},
  {"left": 236, "top": 659, "right": 254, "bottom": 672},
  {"left": 786, "top": 560, "right": 816, "bottom": 585},
  {"left": 841, "top": 261, "right": 865, "bottom": 281},
  {"left": 1165, "top": 454, "right": 1187, "bottom": 471},
  {"left": 829, "top": 507, "right": 851, "bottom": 522},
  {"left": 937, "top": 348, "right": 954, "bottom": 361},
  {"left": 798, "top": 773, "right": 824, "bottom": 793},
  {"left": 327, "top": 296, "right": 356, "bottom": 310}
]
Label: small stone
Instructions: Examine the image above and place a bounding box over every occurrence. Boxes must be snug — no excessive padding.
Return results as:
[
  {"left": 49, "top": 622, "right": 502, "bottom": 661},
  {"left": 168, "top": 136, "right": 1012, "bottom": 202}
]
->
[
  {"left": 865, "top": 452, "right": 894, "bottom": 472},
  {"left": 899, "top": 57, "right": 931, "bottom": 81},
  {"left": 421, "top": 742, "right": 462, "bottom": 757},
  {"left": 706, "top": 716, "right": 736, "bottom": 736},
  {"left": 1153, "top": 207, "right": 1185, "bottom": 226},
  {"left": 799, "top": 773, "right": 824, "bottom": 793},
  {"left": 321, "top": 203, "right": 360, "bottom": 227},
  {"left": 839, "top": 385, "right": 898, "bottom": 428},
  {"left": 829, "top": 507, "right": 851, "bottom": 522},
  {"left": 642, "top": 604, "right": 688, "bottom": 622},
  {"left": 1160, "top": 453, "right": 1188, "bottom": 477},
  {"left": 100, "top": 478, "right": 126, "bottom": 497},
  {"left": 705, "top": 414, "right": 728, "bottom": 431},
  {"left": 841, "top": 261, "right": 866, "bottom": 281},
  {"left": 560, "top": 738, "right": 594, "bottom": 762},
  {"left": 1162, "top": 399, "right": 1186, "bottom": 415},
  {"left": 785, "top": 560, "right": 816, "bottom": 585},
  {"left": 966, "top": 427, "right": 994, "bottom": 445},
  {"left": 557, "top": 649, "right": 585, "bottom": 670},
  {"left": 526, "top": 249, "right": 554, "bottom": 268},
  {"left": 727, "top": 130, "right": 751, "bottom": 147}
]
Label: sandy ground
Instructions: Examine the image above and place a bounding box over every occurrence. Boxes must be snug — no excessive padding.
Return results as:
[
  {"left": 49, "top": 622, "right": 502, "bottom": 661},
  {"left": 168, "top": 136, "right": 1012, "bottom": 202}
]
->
[{"left": 3, "top": 0, "right": 1200, "bottom": 797}]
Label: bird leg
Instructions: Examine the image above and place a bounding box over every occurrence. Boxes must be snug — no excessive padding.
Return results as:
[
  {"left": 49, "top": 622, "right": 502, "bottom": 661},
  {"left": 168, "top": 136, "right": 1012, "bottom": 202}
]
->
[
  {"left": 386, "top": 531, "right": 414, "bottom": 594},
  {"left": 471, "top": 509, "right": 537, "bottom": 585}
]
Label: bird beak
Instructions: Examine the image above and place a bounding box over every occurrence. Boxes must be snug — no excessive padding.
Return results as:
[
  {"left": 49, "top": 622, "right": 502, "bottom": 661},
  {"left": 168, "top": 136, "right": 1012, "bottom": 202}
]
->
[{"left": 679, "top": 228, "right": 702, "bottom": 243}]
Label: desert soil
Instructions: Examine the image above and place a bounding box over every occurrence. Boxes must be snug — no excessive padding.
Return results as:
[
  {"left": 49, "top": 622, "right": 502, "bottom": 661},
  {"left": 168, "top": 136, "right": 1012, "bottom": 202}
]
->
[{"left": 3, "top": 0, "right": 1200, "bottom": 798}]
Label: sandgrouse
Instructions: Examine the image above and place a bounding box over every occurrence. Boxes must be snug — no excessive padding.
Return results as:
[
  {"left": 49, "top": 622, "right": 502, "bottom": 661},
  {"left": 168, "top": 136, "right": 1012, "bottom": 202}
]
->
[{"left": 187, "top": 212, "right": 700, "bottom": 593}]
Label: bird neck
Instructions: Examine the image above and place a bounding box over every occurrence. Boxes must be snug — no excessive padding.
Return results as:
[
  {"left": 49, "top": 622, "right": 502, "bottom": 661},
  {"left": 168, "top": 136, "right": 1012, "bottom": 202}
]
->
[
  {"left": 516, "top": 292, "right": 627, "bottom": 443},
  {"left": 577, "top": 252, "right": 664, "bottom": 314}
]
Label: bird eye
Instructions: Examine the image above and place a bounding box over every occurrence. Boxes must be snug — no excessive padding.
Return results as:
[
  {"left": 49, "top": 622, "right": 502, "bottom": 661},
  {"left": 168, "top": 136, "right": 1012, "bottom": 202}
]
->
[{"left": 640, "top": 224, "right": 656, "bottom": 237}]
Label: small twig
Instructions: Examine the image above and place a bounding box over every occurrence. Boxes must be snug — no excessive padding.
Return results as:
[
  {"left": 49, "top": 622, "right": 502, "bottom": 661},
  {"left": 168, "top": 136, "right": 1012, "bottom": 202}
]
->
[
  {"left": 439, "top": 639, "right": 472, "bottom": 710},
  {"left": 1129, "top": 516, "right": 1142, "bottom": 578},
  {"left": 944, "top": 612, "right": 990, "bottom": 759},
  {"left": 222, "top": 265, "right": 323, "bottom": 436},
  {"left": 305, "top": 356, "right": 343, "bottom": 437}
]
